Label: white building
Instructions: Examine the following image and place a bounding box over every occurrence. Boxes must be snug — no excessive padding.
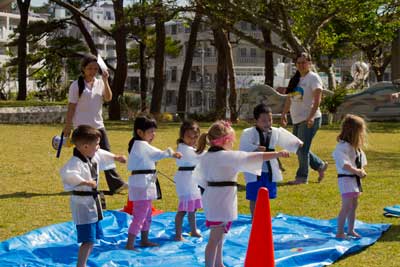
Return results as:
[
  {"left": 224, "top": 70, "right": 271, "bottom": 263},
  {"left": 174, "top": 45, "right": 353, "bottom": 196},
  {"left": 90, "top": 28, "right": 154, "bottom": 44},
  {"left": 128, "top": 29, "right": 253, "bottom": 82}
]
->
[{"left": 0, "top": 3, "right": 46, "bottom": 94}]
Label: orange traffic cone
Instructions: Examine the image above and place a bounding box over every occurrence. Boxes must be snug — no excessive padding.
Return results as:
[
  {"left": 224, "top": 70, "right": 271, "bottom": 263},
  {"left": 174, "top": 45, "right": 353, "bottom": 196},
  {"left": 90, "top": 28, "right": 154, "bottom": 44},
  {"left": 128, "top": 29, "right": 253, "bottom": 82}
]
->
[
  {"left": 244, "top": 187, "right": 275, "bottom": 267},
  {"left": 121, "top": 197, "right": 163, "bottom": 216}
]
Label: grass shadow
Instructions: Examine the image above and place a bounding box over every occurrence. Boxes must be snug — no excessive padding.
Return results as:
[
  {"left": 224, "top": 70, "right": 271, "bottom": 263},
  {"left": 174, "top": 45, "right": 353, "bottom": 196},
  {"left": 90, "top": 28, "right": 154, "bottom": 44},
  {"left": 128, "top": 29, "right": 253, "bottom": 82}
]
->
[{"left": 0, "top": 191, "right": 70, "bottom": 199}]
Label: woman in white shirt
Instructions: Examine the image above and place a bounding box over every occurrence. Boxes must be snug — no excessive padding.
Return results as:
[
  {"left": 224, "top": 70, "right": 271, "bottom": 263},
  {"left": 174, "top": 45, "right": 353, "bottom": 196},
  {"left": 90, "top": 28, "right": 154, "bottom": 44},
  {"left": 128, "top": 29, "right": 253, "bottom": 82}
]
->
[
  {"left": 281, "top": 52, "right": 328, "bottom": 184},
  {"left": 63, "top": 54, "right": 126, "bottom": 194}
]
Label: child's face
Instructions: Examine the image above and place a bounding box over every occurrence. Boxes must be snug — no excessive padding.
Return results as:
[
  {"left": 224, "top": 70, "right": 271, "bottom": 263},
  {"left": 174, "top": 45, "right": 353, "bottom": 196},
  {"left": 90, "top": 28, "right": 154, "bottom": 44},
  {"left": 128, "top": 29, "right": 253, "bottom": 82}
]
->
[
  {"left": 183, "top": 129, "right": 199, "bottom": 147},
  {"left": 222, "top": 132, "right": 236, "bottom": 151},
  {"left": 256, "top": 113, "right": 273, "bottom": 131},
  {"left": 83, "top": 62, "right": 99, "bottom": 80},
  {"left": 79, "top": 138, "right": 100, "bottom": 158},
  {"left": 138, "top": 127, "right": 156, "bottom": 143}
]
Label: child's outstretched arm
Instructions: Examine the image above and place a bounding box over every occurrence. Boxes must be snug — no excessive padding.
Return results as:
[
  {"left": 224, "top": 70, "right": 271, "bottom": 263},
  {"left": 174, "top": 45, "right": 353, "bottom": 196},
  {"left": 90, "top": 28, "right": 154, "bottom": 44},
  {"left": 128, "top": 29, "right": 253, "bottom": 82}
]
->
[
  {"left": 262, "top": 150, "right": 289, "bottom": 161},
  {"left": 114, "top": 154, "right": 127, "bottom": 163}
]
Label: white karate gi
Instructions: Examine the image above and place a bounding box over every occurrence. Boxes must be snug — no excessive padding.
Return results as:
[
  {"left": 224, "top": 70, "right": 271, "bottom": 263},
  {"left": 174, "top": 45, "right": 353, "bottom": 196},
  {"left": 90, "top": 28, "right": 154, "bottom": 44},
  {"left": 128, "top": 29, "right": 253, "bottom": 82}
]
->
[
  {"left": 193, "top": 151, "right": 264, "bottom": 222},
  {"left": 332, "top": 140, "right": 367, "bottom": 194},
  {"left": 174, "top": 143, "right": 204, "bottom": 201},
  {"left": 60, "top": 149, "right": 116, "bottom": 225},
  {"left": 239, "top": 126, "right": 302, "bottom": 183},
  {"left": 127, "top": 140, "right": 173, "bottom": 201}
]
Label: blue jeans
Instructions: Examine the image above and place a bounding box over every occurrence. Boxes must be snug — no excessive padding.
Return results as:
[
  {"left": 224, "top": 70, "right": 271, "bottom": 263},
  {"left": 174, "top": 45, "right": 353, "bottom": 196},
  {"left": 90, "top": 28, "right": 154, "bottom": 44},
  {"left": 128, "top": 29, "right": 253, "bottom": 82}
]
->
[{"left": 292, "top": 117, "right": 324, "bottom": 182}]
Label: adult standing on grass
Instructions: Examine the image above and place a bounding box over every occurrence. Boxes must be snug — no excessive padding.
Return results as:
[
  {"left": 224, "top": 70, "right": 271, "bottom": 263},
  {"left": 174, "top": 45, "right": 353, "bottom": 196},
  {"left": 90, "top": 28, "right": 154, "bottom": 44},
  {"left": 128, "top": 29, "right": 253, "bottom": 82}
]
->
[
  {"left": 63, "top": 54, "right": 127, "bottom": 194},
  {"left": 281, "top": 52, "right": 328, "bottom": 185}
]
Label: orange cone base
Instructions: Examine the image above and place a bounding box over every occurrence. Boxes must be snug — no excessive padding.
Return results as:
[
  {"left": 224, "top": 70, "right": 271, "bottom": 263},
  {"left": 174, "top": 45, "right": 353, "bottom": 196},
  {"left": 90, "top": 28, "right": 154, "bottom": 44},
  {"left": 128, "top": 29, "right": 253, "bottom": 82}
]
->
[
  {"left": 244, "top": 187, "right": 275, "bottom": 267},
  {"left": 120, "top": 198, "right": 163, "bottom": 216}
]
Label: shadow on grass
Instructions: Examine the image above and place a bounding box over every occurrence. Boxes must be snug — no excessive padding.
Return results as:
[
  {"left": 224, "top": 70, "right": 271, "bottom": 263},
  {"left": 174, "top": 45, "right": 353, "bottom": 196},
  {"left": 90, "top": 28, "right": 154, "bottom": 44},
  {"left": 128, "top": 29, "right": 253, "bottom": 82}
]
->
[
  {"left": 379, "top": 224, "right": 400, "bottom": 242},
  {"left": 0, "top": 191, "right": 70, "bottom": 199}
]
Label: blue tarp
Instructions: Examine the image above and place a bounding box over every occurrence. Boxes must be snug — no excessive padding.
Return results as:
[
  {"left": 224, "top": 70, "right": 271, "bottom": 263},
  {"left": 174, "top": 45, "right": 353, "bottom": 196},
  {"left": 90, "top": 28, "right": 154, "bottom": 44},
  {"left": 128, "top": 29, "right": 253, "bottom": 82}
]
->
[{"left": 0, "top": 211, "right": 390, "bottom": 267}]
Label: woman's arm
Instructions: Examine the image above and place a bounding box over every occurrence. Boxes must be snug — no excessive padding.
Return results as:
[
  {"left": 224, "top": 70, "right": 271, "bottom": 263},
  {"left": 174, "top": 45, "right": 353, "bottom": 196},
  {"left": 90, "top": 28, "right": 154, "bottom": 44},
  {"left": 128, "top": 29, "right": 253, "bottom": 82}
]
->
[
  {"left": 63, "top": 103, "right": 77, "bottom": 137},
  {"left": 280, "top": 97, "right": 291, "bottom": 127},
  {"left": 102, "top": 71, "right": 112, "bottom": 102},
  {"left": 306, "top": 88, "right": 322, "bottom": 128}
]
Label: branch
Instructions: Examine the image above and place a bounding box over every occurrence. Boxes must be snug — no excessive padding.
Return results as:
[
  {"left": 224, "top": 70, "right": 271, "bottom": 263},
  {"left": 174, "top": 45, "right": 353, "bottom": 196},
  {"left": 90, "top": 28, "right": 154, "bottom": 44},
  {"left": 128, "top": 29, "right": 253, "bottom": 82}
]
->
[
  {"left": 305, "top": 14, "right": 336, "bottom": 49},
  {"left": 49, "top": 0, "right": 112, "bottom": 37}
]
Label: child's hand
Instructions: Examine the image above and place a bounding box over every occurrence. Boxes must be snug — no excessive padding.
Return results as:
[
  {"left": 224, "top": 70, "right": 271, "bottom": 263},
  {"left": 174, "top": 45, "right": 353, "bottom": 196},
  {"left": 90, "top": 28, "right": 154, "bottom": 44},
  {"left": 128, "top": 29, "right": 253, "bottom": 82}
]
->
[
  {"left": 85, "top": 180, "right": 97, "bottom": 188},
  {"left": 173, "top": 152, "right": 182, "bottom": 159},
  {"left": 358, "top": 168, "right": 367, "bottom": 178},
  {"left": 278, "top": 150, "right": 290, "bottom": 158},
  {"left": 115, "top": 155, "right": 127, "bottom": 163},
  {"left": 257, "top": 146, "right": 266, "bottom": 152}
]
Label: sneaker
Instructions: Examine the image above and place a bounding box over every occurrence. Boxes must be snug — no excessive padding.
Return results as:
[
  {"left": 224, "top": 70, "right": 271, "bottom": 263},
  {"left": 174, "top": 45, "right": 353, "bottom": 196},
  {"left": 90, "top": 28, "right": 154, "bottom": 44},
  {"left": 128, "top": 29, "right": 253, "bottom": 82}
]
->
[{"left": 318, "top": 161, "right": 328, "bottom": 183}]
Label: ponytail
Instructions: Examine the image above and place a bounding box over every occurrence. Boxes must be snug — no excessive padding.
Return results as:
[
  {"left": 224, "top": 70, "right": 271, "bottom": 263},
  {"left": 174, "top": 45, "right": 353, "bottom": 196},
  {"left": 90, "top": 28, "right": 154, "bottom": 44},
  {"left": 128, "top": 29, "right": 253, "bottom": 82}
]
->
[
  {"left": 286, "top": 70, "right": 300, "bottom": 94},
  {"left": 196, "top": 133, "right": 208, "bottom": 154},
  {"left": 77, "top": 75, "right": 85, "bottom": 97}
]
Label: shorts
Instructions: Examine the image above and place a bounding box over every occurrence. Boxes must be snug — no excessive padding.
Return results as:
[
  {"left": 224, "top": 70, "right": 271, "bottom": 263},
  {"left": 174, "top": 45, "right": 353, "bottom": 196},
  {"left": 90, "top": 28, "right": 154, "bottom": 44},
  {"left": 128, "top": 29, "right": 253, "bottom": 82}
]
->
[
  {"left": 76, "top": 221, "right": 104, "bottom": 243},
  {"left": 246, "top": 172, "right": 277, "bottom": 200},
  {"left": 205, "top": 220, "right": 232, "bottom": 233}
]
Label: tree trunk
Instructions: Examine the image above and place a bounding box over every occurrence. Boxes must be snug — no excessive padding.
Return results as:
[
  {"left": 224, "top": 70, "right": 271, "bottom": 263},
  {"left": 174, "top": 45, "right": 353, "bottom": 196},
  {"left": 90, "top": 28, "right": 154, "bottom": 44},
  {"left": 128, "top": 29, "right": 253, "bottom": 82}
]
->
[
  {"left": 392, "top": 29, "right": 400, "bottom": 82},
  {"left": 139, "top": 15, "right": 148, "bottom": 112},
  {"left": 73, "top": 14, "right": 97, "bottom": 56},
  {"left": 262, "top": 28, "right": 274, "bottom": 87},
  {"left": 212, "top": 28, "right": 228, "bottom": 119},
  {"left": 150, "top": 7, "right": 166, "bottom": 116},
  {"left": 327, "top": 58, "right": 336, "bottom": 90},
  {"left": 372, "top": 66, "right": 385, "bottom": 82},
  {"left": 16, "top": 0, "right": 30, "bottom": 100},
  {"left": 177, "top": 11, "right": 201, "bottom": 120},
  {"left": 108, "top": 0, "right": 127, "bottom": 120}
]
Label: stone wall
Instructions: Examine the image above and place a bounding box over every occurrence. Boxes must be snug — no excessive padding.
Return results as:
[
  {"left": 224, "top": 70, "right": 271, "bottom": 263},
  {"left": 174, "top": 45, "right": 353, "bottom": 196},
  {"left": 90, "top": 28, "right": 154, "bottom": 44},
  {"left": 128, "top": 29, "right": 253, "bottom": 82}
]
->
[{"left": 0, "top": 106, "right": 67, "bottom": 124}]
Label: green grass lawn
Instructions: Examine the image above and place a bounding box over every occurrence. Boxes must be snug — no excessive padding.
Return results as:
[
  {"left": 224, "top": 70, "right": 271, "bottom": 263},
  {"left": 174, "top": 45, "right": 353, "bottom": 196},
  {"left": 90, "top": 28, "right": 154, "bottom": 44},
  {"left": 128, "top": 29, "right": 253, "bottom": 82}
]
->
[{"left": 0, "top": 121, "right": 399, "bottom": 266}]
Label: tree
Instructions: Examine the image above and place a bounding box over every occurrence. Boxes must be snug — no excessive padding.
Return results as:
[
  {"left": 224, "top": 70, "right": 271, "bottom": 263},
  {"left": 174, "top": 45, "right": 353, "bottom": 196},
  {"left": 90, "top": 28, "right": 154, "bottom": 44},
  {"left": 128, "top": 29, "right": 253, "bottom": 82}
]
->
[
  {"left": 177, "top": 10, "right": 202, "bottom": 120},
  {"left": 16, "top": 0, "right": 31, "bottom": 100}
]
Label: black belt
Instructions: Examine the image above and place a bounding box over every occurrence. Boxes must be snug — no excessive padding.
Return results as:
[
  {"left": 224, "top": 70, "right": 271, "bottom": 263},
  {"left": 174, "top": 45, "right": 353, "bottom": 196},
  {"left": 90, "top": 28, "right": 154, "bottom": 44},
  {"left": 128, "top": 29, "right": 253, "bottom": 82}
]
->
[
  {"left": 72, "top": 190, "right": 99, "bottom": 196},
  {"left": 131, "top": 169, "right": 156, "bottom": 175},
  {"left": 338, "top": 174, "right": 362, "bottom": 192},
  {"left": 178, "top": 166, "right": 195, "bottom": 171},
  {"left": 208, "top": 181, "right": 237, "bottom": 187}
]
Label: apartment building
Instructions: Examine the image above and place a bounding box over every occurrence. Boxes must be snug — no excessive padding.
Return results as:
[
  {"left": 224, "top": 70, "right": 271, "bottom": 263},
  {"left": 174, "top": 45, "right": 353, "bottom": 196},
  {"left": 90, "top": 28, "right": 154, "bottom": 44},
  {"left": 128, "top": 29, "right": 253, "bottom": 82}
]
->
[{"left": 0, "top": 3, "right": 46, "bottom": 93}]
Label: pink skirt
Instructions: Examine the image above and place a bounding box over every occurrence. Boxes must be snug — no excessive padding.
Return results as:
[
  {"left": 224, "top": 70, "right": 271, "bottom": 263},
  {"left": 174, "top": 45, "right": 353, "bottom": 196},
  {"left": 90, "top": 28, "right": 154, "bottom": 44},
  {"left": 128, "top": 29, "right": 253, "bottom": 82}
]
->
[
  {"left": 205, "top": 220, "right": 233, "bottom": 233},
  {"left": 178, "top": 198, "right": 202, "bottom": 212}
]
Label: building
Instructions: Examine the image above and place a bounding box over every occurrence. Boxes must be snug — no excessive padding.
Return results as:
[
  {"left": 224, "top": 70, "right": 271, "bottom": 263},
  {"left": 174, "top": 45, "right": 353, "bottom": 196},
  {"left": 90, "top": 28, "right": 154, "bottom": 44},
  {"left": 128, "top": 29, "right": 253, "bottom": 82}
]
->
[{"left": 0, "top": 3, "right": 46, "bottom": 95}]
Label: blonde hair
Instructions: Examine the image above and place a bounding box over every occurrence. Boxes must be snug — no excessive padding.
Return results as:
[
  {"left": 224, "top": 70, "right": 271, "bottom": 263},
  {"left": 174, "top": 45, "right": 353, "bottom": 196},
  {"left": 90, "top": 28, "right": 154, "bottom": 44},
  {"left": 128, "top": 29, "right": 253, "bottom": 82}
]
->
[
  {"left": 196, "top": 120, "right": 234, "bottom": 153},
  {"left": 337, "top": 114, "right": 367, "bottom": 149}
]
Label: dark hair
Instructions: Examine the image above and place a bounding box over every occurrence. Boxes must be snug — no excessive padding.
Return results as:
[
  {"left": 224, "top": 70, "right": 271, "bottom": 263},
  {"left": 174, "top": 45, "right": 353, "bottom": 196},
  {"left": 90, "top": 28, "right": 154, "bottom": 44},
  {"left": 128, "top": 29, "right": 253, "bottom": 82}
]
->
[
  {"left": 78, "top": 54, "right": 98, "bottom": 97},
  {"left": 177, "top": 120, "right": 200, "bottom": 145},
  {"left": 71, "top": 125, "right": 101, "bottom": 145},
  {"left": 253, "top": 104, "right": 272, "bottom": 120},
  {"left": 128, "top": 115, "right": 158, "bottom": 153},
  {"left": 286, "top": 52, "right": 312, "bottom": 94}
]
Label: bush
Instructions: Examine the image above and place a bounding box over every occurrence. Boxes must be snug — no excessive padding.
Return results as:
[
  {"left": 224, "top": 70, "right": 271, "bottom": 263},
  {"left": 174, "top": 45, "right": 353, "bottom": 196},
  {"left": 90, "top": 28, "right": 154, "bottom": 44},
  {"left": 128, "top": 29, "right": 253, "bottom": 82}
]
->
[
  {"left": 320, "top": 88, "right": 346, "bottom": 113},
  {"left": 0, "top": 100, "right": 67, "bottom": 108}
]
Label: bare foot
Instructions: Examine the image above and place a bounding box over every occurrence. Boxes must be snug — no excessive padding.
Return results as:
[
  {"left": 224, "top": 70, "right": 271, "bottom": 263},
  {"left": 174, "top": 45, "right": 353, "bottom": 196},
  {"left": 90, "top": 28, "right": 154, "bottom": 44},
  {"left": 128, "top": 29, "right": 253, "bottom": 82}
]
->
[
  {"left": 190, "top": 231, "right": 202, "bottom": 238},
  {"left": 336, "top": 233, "right": 346, "bottom": 239},
  {"left": 348, "top": 231, "right": 362, "bottom": 238},
  {"left": 125, "top": 245, "right": 139, "bottom": 251},
  {"left": 174, "top": 235, "right": 186, "bottom": 241},
  {"left": 140, "top": 241, "right": 159, "bottom": 247}
]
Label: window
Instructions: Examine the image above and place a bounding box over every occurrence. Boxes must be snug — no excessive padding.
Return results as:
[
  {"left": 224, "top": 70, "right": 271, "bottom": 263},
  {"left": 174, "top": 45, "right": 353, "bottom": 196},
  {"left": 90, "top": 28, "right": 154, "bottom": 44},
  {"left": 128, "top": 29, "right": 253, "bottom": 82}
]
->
[
  {"left": 194, "top": 91, "right": 202, "bottom": 106},
  {"left": 171, "top": 66, "right": 177, "bottom": 82},
  {"left": 250, "top": 48, "right": 257, "bottom": 57},
  {"left": 240, "top": 47, "right": 247, "bottom": 57},
  {"left": 240, "top": 21, "right": 248, "bottom": 30},
  {"left": 166, "top": 90, "right": 176, "bottom": 105},
  {"left": 190, "top": 70, "right": 197, "bottom": 82},
  {"left": 251, "top": 23, "right": 257, "bottom": 31},
  {"left": 204, "top": 47, "right": 211, "bottom": 57}
]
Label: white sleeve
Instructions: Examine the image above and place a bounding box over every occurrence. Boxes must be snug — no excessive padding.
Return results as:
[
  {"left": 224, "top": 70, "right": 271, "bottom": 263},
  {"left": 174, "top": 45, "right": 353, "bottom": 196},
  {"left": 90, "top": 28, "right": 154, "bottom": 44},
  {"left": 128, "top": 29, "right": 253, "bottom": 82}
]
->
[
  {"left": 95, "top": 149, "right": 116, "bottom": 171},
  {"left": 332, "top": 144, "right": 352, "bottom": 169},
  {"left": 147, "top": 144, "right": 173, "bottom": 161},
  {"left": 176, "top": 145, "right": 202, "bottom": 165},
  {"left": 192, "top": 162, "right": 207, "bottom": 189},
  {"left": 68, "top": 81, "right": 79, "bottom": 104},
  {"left": 234, "top": 151, "right": 263, "bottom": 176},
  {"left": 361, "top": 150, "right": 367, "bottom": 167},
  {"left": 311, "top": 74, "right": 323, "bottom": 91},
  {"left": 60, "top": 162, "right": 86, "bottom": 189},
  {"left": 276, "top": 127, "right": 303, "bottom": 153},
  {"left": 239, "top": 129, "right": 259, "bottom": 152}
]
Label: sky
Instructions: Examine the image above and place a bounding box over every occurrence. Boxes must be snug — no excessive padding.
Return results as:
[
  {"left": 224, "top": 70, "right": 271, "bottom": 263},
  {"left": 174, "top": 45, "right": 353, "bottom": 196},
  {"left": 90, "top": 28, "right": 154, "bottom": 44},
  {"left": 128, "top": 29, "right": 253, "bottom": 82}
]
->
[{"left": 31, "top": 0, "right": 47, "bottom": 7}]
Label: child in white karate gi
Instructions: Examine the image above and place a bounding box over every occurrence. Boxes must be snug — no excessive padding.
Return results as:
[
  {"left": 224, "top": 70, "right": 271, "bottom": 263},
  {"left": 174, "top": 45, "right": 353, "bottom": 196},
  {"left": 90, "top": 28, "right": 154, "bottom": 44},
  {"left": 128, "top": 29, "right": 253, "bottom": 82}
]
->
[
  {"left": 174, "top": 120, "right": 203, "bottom": 241},
  {"left": 60, "top": 125, "right": 126, "bottom": 267},
  {"left": 193, "top": 120, "right": 289, "bottom": 267},
  {"left": 332, "top": 114, "right": 368, "bottom": 239},
  {"left": 240, "top": 104, "right": 303, "bottom": 217},
  {"left": 126, "top": 115, "right": 182, "bottom": 250}
]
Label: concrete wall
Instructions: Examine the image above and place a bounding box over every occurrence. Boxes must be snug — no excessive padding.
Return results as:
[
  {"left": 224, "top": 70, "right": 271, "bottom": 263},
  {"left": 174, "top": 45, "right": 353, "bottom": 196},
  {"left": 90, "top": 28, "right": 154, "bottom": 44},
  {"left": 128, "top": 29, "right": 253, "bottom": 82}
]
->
[{"left": 0, "top": 106, "right": 67, "bottom": 124}]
